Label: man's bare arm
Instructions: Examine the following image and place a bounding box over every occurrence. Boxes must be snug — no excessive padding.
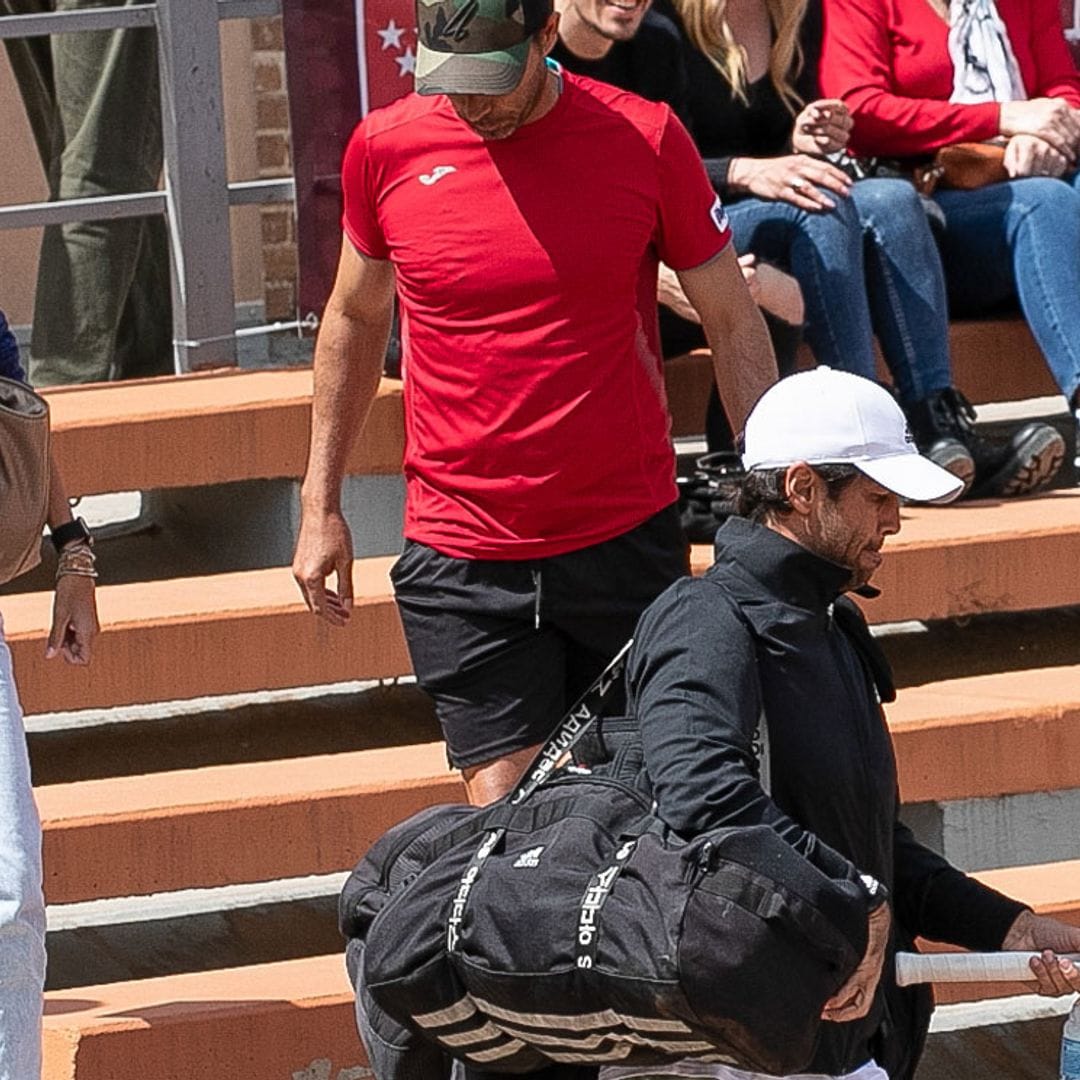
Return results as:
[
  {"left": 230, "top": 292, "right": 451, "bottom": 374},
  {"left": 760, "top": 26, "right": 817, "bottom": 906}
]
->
[
  {"left": 677, "top": 244, "right": 779, "bottom": 434},
  {"left": 293, "top": 239, "right": 395, "bottom": 623}
]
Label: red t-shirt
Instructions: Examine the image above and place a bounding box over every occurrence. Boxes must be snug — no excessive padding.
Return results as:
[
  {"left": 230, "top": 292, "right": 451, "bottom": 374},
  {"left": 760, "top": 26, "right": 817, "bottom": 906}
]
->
[
  {"left": 341, "top": 72, "right": 731, "bottom": 560},
  {"left": 821, "top": 0, "right": 1080, "bottom": 157}
]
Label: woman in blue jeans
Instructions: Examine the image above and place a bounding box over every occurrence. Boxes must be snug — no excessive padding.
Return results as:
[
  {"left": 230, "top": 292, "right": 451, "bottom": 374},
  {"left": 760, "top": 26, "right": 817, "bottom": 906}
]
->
[
  {"left": 820, "top": 0, "right": 1080, "bottom": 480},
  {"left": 0, "top": 310, "right": 98, "bottom": 1079},
  {"left": 653, "top": 0, "right": 1064, "bottom": 498}
]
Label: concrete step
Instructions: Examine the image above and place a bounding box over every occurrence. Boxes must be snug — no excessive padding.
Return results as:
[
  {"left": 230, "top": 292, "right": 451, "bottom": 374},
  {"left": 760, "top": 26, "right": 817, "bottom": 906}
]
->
[
  {"left": 42, "top": 954, "right": 361, "bottom": 1080},
  {"left": 33, "top": 662, "right": 1080, "bottom": 906},
  {"left": 696, "top": 487, "right": 1080, "bottom": 625},
  {"left": 6, "top": 559, "right": 407, "bottom": 715},
  {"left": 46, "top": 367, "right": 404, "bottom": 497},
  {"left": 665, "top": 317, "right": 1061, "bottom": 438},
  {"left": 40, "top": 858, "right": 1080, "bottom": 1079},
  {"left": 11, "top": 489, "right": 1080, "bottom": 715},
  {"left": 46, "top": 317, "right": 1056, "bottom": 500},
  {"left": 888, "top": 664, "right": 1080, "bottom": 804},
  {"left": 37, "top": 741, "right": 463, "bottom": 904}
]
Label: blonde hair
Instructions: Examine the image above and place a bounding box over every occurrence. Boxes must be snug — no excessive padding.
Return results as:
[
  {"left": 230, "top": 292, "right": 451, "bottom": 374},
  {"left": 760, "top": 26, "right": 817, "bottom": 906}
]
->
[{"left": 672, "top": 0, "right": 808, "bottom": 114}]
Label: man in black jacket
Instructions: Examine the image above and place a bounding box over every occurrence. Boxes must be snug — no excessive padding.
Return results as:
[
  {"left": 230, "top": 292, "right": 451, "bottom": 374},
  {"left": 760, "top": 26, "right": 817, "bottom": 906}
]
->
[{"left": 621, "top": 367, "right": 1080, "bottom": 1080}]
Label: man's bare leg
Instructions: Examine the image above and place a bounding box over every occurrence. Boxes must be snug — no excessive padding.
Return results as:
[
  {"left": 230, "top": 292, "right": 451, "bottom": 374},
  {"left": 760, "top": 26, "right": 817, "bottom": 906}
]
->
[{"left": 461, "top": 743, "right": 543, "bottom": 806}]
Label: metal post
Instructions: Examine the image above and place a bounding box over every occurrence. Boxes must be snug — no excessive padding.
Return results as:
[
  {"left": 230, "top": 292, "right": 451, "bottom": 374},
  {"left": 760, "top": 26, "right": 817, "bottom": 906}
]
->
[{"left": 157, "top": 0, "right": 237, "bottom": 370}]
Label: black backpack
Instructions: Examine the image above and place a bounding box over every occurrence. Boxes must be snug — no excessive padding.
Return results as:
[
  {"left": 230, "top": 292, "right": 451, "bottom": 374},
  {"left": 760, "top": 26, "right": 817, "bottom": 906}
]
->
[{"left": 340, "top": 645, "right": 877, "bottom": 1078}]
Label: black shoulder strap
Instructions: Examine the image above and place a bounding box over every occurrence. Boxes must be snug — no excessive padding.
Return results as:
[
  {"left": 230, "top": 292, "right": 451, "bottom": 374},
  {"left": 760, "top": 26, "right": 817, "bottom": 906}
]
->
[{"left": 508, "top": 638, "right": 632, "bottom": 805}]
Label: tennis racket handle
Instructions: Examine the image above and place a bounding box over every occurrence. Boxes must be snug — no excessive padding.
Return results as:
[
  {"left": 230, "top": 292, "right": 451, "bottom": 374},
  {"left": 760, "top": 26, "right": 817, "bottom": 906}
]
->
[{"left": 895, "top": 951, "right": 1080, "bottom": 986}]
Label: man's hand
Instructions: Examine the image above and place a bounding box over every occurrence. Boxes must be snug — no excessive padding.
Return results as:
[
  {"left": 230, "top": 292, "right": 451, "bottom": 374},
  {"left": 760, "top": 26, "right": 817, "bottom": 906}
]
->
[
  {"left": 791, "top": 99, "right": 853, "bottom": 156},
  {"left": 821, "top": 902, "right": 891, "bottom": 1023},
  {"left": 1003, "top": 134, "right": 1072, "bottom": 178},
  {"left": 292, "top": 508, "right": 354, "bottom": 626},
  {"left": 1001, "top": 910, "right": 1080, "bottom": 996},
  {"left": 727, "top": 155, "right": 852, "bottom": 211},
  {"left": 47, "top": 574, "right": 99, "bottom": 665}
]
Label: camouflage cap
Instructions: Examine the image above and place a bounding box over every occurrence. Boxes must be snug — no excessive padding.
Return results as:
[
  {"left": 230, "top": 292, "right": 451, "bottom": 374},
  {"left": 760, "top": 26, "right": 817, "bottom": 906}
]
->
[{"left": 415, "top": 0, "right": 552, "bottom": 95}]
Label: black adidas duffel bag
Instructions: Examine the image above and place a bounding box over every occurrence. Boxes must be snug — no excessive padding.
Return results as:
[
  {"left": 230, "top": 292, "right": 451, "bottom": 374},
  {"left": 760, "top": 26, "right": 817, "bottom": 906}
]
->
[{"left": 340, "top": 647, "right": 878, "bottom": 1077}]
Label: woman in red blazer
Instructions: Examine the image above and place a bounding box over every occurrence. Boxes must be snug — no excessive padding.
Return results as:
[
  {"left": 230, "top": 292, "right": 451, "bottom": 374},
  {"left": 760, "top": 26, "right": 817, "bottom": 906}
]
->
[{"left": 821, "top": 0, "right": 1080, "bottom": 475}]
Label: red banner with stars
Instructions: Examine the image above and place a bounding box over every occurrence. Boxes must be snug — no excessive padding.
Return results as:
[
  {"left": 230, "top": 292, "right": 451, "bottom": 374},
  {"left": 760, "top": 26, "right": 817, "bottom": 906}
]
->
[{"left": 282, "top": 0, "right": 417, "bottom": 318}]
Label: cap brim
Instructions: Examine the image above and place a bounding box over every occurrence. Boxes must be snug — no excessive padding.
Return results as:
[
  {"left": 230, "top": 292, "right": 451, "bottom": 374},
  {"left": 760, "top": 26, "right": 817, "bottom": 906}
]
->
[
  {"left": 857, "top": 452, "right": 964, "bottom": 505},
  {"left": 415, "top": 40, "right": 529, "bottom": 95}
]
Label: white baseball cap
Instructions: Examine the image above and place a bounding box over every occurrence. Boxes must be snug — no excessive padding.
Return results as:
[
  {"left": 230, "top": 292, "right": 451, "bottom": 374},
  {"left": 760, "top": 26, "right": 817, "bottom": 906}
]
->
[{"left": 741, "top": 368, "right": 964, "bottom": 505}]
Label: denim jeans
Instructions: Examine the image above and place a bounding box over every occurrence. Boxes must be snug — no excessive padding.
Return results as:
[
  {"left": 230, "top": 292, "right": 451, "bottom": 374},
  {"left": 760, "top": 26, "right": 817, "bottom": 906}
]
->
[
  {"left": 0, "top": 621, "right": 45, "bottom": 1080},
  {"left": 933, "top": 173, "right": 1080, "bottom": 406},
  {"left": 726, "top": 178, "right": 952, "bottom": 405}
]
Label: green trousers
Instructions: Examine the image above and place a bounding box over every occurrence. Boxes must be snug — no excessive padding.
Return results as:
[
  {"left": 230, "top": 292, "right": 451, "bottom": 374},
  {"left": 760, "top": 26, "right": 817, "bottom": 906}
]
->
[{"left": 1, "top": 0, "right": 173, "bottom": 385}]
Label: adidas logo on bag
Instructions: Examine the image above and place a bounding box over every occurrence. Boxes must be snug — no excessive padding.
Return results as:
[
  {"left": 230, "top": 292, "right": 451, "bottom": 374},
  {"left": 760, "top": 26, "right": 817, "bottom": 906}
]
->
[{"left": 512, "top": 846, "right": 545, "bottom": 869}]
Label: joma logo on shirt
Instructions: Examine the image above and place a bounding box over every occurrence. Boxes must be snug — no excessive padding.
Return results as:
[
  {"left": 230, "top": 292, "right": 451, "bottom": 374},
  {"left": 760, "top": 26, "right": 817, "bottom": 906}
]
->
[{"left": 419, "top": 165, "right": 457, "bottom": 186}]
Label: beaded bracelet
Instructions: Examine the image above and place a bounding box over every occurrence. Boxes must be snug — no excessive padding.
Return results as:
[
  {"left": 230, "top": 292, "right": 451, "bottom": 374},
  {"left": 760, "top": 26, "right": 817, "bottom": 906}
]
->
[{"left": 56, "top": 542, "right": 98, "bottom": 581}]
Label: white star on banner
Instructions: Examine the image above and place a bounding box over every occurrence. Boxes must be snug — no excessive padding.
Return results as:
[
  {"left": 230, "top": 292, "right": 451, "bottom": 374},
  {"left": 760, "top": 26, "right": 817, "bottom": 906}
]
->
[
  {"left": 377, "top": 19, "right": 405, "bottom": 50},
  {"left": 396, "top": 46, "right": 416, "bottom": 76}
]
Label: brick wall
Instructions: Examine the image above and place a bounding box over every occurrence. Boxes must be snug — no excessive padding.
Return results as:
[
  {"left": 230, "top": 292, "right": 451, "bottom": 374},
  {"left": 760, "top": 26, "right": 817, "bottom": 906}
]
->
[{"left": 250, "top": 16, "right": 298, "bottom": 322}]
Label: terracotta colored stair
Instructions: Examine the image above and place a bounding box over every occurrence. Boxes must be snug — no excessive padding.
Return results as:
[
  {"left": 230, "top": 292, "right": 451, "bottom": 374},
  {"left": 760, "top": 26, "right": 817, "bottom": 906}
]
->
[
  {"left": 31, "top": 663, "right": 1080, "bottom": 906},
  {"left": 665, "top": 318, "right": 1061, "bottom": 438},
  {"left": 24, "top": 319, "right": 1079, "bottom": 1079},
  {"left": 12, "top": 490, "right": 1080, "bottom": 716},
  {"left": 40, "top": 861, "right": 1080, "bottom": 1079},
  {"left": 45, "top": 317, "right": 1059, "bottom": 497}
]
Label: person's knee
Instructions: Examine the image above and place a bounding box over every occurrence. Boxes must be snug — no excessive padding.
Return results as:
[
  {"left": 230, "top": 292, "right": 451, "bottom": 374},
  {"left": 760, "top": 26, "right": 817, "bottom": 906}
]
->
[
  {"left": 854, "top": 177, "right": 925, "bottom": 227},
  {"left": 1010, "top": 176, "right": 1080, "bottom": 218}
]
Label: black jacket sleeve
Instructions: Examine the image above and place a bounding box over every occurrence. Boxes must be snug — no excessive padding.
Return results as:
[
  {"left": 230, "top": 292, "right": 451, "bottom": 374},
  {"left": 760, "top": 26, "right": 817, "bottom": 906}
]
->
[
  {"left": 892, "top": 818, "right": 1028, "bottom": 950},
  {"left": 628, "top": 577, "right": 870, "bottom": 889}
]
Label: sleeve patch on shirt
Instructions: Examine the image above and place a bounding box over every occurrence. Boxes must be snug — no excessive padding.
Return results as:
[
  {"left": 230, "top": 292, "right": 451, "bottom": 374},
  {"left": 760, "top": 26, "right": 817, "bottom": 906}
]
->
[{"left": 710, "top": 195, "right": 730, "bottom": 235}]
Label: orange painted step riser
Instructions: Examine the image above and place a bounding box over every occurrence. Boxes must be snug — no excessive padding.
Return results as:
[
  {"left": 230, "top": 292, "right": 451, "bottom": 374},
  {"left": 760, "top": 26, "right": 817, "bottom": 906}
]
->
[
  {"left": 14, "top": 485, "right": 1080, "bottom": 715},
  {"left": 47, "top": 370, "right": 404, "bottom": 497},
  {"left": 44, "top": 999, "right": 363, "bottom": 1080},
  {"left": 893, "top": 706, "right": 1080, "bottom": 804},
  {"left": 40, "top": 892, "right": 1080, "bottom": 1078},
  {"left": 45, "top": 317, "right": 1055, "bottom": 499},
  {"left": 9, "top": 602, "right": 410, "bottom": 715},
  {"left": 41, "top": 775, "right": 464, "bottom": 905},
  {"left": 666, "top": 319, "right": 1058, "bottom": 438},
  {"left": 36, "top": 700, "right": 1080, "bottom": 904}
]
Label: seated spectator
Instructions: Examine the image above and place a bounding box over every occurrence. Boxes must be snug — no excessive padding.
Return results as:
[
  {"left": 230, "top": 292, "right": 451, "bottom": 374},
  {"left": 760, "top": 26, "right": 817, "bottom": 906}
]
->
[
  {"left": 552, "top": 0, "right": 805, "bottom": 456},
  {"left": 650, "top": 0, "right": 1064, "bottom": 498},
  {"left": 820, "top": 0, "right": 1080, "bottom": 480}
]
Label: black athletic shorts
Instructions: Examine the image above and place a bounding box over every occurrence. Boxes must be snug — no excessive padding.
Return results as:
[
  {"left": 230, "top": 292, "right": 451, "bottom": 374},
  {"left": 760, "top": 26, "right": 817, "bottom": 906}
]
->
[{"left": 390, "top": 503, "right": 688, "bottom": 770}]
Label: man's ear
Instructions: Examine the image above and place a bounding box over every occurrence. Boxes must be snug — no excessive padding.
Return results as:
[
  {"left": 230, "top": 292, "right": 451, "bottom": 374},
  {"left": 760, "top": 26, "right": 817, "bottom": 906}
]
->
[
  {"left": 538, "top": 11, "right": 560, "bottom": 53},
  {"left": 783, "top": 462, "right": 817, "bottom": 517}
]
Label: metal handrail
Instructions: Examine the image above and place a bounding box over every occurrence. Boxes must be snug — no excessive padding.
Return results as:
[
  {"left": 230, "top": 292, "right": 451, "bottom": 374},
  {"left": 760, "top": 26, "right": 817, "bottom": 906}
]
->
[
  {"left": 0, "top": 0, "right": 290, "bottom": 369},
  {"left": 0, "top": 179, "right": 295, "bottom": 231},
  {"left": 0, "top": 0, "right": 280, "bottom": 38}
]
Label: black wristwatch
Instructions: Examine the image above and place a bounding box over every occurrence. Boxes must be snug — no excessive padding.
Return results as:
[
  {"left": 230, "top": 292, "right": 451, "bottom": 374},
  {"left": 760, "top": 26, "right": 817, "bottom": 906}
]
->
[{"left": 50, "top": 517, "right": 93, "bottom": 553}]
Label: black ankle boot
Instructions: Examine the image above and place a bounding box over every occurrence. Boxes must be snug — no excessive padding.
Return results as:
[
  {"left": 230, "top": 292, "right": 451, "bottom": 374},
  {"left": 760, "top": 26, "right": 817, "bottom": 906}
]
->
[
  {"left": 908, "top": 388, "right": 1064, "bottom": 499},
  {"left": 905, "top": 389, "right": 976, "bottom": 496}
]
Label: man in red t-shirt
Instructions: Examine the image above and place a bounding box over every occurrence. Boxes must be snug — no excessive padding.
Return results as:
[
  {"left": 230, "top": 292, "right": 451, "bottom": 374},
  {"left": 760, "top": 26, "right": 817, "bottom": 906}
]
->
[{"left": 292, "top": 0, "right": 777, "bottom": 806}]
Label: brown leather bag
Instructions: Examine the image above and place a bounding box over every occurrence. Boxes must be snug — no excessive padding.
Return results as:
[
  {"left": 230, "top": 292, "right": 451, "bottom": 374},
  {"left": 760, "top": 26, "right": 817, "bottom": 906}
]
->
[
  {"left": 0, "top": 376, "right": 50, "bottom": 585},
  {"left": 913, "top": 142, "right": 1009, "bottom": 195}
]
